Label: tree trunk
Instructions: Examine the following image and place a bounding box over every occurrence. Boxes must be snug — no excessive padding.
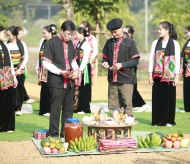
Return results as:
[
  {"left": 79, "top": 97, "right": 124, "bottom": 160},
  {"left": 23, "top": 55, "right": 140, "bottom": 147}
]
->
[{"left": 62, "top": 0, "right": 74, "bottom": 21}]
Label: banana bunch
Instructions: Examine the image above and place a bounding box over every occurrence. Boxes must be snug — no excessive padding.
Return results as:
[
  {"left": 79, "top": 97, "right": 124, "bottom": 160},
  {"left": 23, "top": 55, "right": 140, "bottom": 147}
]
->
[
  {"left": 137, "top": 133, "right": 162, "bottom": 148},
  {"left": 70, "top": 135, "right": 98, "bottom": 152}
]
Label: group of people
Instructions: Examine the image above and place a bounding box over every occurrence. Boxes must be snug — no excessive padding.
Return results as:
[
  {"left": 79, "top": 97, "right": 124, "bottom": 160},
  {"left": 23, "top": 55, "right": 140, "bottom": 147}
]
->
[
  {"left": 102, "top": 18, "right": 190, "bottom": 129},
  {"left": 1, "top": 17, "right": 190, "bottom": 135},
  {"left": 0, "top": 25, "right": 34, "bottom": 132}
]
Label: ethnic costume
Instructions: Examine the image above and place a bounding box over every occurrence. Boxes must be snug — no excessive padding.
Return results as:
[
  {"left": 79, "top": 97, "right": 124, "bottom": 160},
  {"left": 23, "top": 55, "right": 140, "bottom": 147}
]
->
[
  {"left": 0, "top": 41, "right": 15, "bottom": 132},
  {"left": 42, "top": 35, "right": 77, "bottom": 137},
  {"left": 149, "top": 37, "right": 180, "bottom": 126},
  {"left": 180, "top": 39, "right": 190, "bottom": 112},
  {"left": 75, "top": 38, "right": 92, "bottom": 113},
  {"left": 87, "top": 34, "right": 98, "bottom": 78},
  {"left": 36, "top": 39, "right": 51, "bottom": 115},
  {"left": 6, "top": 40, "right": 28, "bottom": 112},
  {"left": 73, "top": 35, "right": 98, "bottom": 78},
  {"left": 102, "top": 36, "right": 140, "bottom": 115}
]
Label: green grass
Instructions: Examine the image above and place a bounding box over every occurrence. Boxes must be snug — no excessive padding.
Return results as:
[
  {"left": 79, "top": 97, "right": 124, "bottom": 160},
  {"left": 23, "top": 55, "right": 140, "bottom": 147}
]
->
[{"left": 0, "top": 100, "right": 189, "bottom": 141}]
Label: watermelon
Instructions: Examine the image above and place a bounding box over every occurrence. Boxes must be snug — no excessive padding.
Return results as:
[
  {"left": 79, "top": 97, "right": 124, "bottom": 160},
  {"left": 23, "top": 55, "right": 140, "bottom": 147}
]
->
[{"left": 40, "top": 137, "right": 50, "bottom": 148}]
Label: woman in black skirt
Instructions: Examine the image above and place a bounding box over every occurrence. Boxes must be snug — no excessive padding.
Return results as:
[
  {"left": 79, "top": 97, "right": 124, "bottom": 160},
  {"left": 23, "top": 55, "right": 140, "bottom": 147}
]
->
[
  {"left": 0, "top": 26, "right": 18, "bottom": 132},
  {"left": 123, "top": 25, "right": 150, "bottom": 112},
  {"left": 148, "top": 21, "right": 180, "bottom": 126},
  {"left": 74, "top": 27, "right": 92, "bottom": 113},
  {"left": 180, "top": 25, "right": 190, "bottom": 112},
  {"left": 36, "top": 26, "right": 54, "bottom": 116},
  {"left": 6, "top": 26, "right": 29, "bottom": 116}
]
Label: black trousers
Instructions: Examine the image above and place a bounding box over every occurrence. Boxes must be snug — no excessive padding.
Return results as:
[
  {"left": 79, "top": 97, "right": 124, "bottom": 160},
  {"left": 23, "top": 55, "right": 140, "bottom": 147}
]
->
[
  {"left": 132, "top": 83, "right": 146, "bottom": 107},
  {"left": 183, "top": 77, "right": 190, "bottom": 112},
  {"left": 48, "top": 83, "right": 74, "bottom": 137},
  {"left": 152, "top": 78, "right": 176, "bottom": 126},
  {"left": 39, "top": 82, "right": 51, "bottom": 115},
  {"left": 0, "top": 87, "right": 15, "bottom": 132},
  {"left": 14, "top": 74, "right": 25, "bottom": 111}
]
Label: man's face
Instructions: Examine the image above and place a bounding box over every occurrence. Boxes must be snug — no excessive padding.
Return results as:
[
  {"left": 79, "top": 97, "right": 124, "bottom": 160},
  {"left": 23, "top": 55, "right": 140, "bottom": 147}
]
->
[
  {"left": 61, "top": 30, "right": 74, "bottom": 42},
  {"left": 110, "top": 28, "right": 123, "bottom": 38}
]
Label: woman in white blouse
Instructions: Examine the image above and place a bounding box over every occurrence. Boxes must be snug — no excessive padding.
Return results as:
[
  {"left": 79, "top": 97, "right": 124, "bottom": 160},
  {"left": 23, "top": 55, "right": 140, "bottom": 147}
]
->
[
  {"left": 74, "top": 27, "right": 92, "bottom": 113},
  {"left": 6, "top": 26, "right": 28, "bottom": 116},
  {"left": 148, "top": 21, "right": 180, "bottom": 127}
]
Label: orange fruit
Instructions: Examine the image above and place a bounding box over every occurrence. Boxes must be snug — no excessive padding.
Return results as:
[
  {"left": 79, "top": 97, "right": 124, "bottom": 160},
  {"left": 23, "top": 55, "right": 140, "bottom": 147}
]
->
[
  {"left": 171, "top": 137, "right": 177, "bottom": 142},
  {"left": 176, "top": 136, "right": 182, "bottom": 141},
  {"left": 165, "top": 135, "right": 171, "bottom": 140},
  {"left": 172, "top": 133, "right": 179, "bottom": 138}
]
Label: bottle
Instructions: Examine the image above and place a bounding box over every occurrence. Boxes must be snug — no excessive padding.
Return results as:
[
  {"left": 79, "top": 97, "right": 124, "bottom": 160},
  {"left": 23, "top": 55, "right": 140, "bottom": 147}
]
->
[
  {"left": 99, "top": 106, "right": 105, "bottom": 125},
  {"left": 121, "top": 107, "right": 124, "bottom": 114},
  {"left": 113, "top": 108, "right": 118, "bottom": 125},
  {"left": 64, "top": 118, "right": 83, "bottom": 148}
]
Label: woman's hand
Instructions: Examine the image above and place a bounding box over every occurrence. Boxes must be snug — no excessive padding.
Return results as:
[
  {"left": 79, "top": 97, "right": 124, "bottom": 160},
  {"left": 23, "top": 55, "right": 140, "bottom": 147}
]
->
[
  {"left": 149, "top": 72, "right": 154, "bottom": 85},
  {"left": 173, "top": 74, "right": 179, "bottom": 86},
  {"left": 16, "top": 68, "right": 22, "bottom": 75},
  {"left": 13, "top": 75, "right": 18, "bottom": 88}
]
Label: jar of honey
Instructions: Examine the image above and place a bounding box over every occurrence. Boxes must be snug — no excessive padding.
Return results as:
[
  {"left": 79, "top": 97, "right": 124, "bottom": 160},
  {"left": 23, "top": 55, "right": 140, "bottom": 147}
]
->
[{"left": 64, "top": 118, "right": 83, "bottom": 146}]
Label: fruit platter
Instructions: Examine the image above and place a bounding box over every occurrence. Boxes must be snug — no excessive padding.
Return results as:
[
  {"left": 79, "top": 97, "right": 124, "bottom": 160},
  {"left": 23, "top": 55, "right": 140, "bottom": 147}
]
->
[
  {"left": 137, "top": 131, "right": 190, "bottom": 149},
  {"left": 40, "top": 136, "right": 68, "bottom": 154}
]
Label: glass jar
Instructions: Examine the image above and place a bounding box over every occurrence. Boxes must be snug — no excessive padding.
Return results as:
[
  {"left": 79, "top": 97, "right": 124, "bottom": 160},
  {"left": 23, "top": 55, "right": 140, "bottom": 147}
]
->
[{"left": 64, "top": 118, "right": 83, "bottom": 146}]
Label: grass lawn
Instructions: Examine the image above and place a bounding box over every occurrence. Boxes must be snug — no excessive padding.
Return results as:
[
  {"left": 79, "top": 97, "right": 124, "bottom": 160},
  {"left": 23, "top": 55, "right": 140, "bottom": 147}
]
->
[{"left": 0, "top": 100, "right": 189, "bottom": 141}]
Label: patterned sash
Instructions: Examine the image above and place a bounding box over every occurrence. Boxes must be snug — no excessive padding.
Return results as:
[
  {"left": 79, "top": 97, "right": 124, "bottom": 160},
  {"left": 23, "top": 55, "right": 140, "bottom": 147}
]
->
[
  {"left": 113, "top": 38, "right": 123, "bottom": 82},
  {"left": 0, "top": 66, "right": 14, "bottom": 90},
  {"left": 183, "top": 48, "right": 190, "bottom": 77},
  {"left": 38, "top": 40, "right": 48, "bottom": 83},
  {"left": 153, "top": 50, "right": 175, "bottom": 82},
  {"left": 0, "top": 42, "right": 14, "bottom": 90},
  {"left": 58, "top": 34, "right": 71, "bottom": 88},
  {"left": 153, "top": 38, "right": 175, "bottom": 82}
]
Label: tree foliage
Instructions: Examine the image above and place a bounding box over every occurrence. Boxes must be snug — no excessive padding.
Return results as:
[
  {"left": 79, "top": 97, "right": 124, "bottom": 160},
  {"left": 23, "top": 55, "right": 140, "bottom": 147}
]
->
[
  {"left": 151, "top": 0, "right": 190, "bottom": 45},
  {"left": 0, "top": 0, "right": 23, "bottom": 26}
]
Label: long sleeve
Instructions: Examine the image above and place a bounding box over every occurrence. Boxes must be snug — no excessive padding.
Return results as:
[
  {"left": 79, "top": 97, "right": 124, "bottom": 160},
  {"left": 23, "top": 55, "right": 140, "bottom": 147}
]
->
[
  {"left": 42, "top": 60, "right": 62, "bottom": 75},
  {"left": 36, "top": 38, "right": 44, "bottom": 70},
  {"left": 174, "top": 40, "right": 180, "bottom": 74},
  {"left": 148, "top": 39, "right": 158, "bottom": 73},
  {"left": 79, "top": 41, "right": 91, "bottom": 71},
  {"left": 91, "top": 35, "right": 98, "bottom": 59},
  {"left": 20, "top": 41, "right": 28, "bottom": 69}
]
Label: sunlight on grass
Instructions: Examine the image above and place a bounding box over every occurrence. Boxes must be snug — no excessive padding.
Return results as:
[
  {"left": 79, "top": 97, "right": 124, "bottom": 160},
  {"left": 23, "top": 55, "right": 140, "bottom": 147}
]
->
[{"left": 0, "top": 100, "right": 189, "bottom": 141}]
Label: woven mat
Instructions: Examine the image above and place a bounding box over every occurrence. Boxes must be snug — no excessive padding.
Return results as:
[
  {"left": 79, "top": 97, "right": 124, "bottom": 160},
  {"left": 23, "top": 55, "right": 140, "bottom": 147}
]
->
[{"left": 32, "top": 131, "right": 190, "bottom": 157}]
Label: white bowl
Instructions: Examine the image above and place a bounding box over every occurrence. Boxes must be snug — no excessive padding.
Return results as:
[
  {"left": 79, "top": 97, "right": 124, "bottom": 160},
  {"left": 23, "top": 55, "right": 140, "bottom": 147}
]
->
[
  {"left": 125, "top": 116, "right": 135, "bottom": 124},
  {"left": 105, "top": 120, "right": 114, "bottom": 125}
]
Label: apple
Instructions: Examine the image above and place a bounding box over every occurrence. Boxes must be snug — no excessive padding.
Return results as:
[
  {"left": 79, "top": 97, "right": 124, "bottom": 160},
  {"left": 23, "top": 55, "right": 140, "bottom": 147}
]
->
[
  {"left": 165, "top": 140, "right": 172, "bottom": 148},
  {"left": 51, "top": 148, "right": 59, "bottom": 153},
  {"left": 173, "top": 141, "right": 180, "bottom": 148},
  {"left": 43, "top": 147, "right": 51, "bottom": 154}
]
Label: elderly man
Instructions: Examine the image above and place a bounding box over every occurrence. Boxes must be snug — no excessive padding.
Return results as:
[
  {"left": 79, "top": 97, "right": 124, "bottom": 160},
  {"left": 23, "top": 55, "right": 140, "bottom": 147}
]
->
[
  {"left": 42, "top": 20, "right": 79, "bottom": 137},
  {"left": 101, "top": 18, "right": 140, "bottom": 116}
]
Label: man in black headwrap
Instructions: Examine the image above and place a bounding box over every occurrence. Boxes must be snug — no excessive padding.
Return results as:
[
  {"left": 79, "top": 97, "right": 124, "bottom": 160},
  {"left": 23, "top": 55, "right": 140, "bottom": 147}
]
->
[{"left": 101, "top": 18, "right": 140, "bottom": 116}]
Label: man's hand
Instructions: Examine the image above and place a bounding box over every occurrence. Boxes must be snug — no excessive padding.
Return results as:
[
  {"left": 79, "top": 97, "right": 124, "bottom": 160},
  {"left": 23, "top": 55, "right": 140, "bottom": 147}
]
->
[
  {"left": 110, "top": 63, "right": 122, "bottom": 71},
  {"left": 60, "top": 70, "right": 70, "bottom": 78},
  {"left": 102, "top": 62, "right": 109, "bottom": 69}
]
